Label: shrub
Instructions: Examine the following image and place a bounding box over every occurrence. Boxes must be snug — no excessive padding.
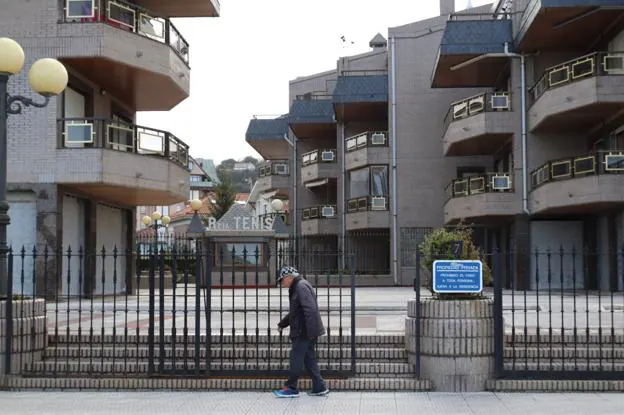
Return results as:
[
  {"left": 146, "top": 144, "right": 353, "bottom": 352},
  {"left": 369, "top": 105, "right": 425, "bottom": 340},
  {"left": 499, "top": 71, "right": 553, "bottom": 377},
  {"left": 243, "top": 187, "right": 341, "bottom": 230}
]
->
[{"left": 418, "top": 224, "right": 492, "bottom": 292}]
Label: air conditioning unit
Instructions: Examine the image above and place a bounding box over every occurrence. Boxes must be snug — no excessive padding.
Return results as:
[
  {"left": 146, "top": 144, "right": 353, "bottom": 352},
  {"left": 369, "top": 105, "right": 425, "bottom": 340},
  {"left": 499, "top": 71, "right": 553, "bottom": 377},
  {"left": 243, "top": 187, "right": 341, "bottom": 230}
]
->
[
  {"left": 370, "top": 133, "right": 386, "bottom": 145},
  {"left": 321, "top": 206, "right": 335, "bottom": 217},
  {"left": 490, "top": 94, "right": 510, "bottom": 110},
  {"left": 370, "top": 197, "right": 387, "bottom": 210},
  {"left": 321, "top": 151, "right": 335, "bottom": 162},
  {"left": 491, "top": 175, "right": 511, "bottom": 190}
]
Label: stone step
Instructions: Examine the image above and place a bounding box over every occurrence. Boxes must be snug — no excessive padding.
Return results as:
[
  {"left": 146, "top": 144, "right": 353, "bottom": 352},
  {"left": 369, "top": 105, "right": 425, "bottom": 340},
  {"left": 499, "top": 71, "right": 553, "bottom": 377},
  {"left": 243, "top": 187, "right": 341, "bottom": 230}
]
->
[
  {"left": 47, "top": 333, "right": 405, "bottom": 347},
  {"left": 25, "top": 360, "right": 416, "bottom": 375},
  {"left": 2, "top": 376, "right": 432, "bottom": 391},
  {"left": 504, "top": 333, "right": 624, "bottom": 344},
  {"left": 43, "top": 346, "right": 407, "bottom": 360},
  {"left": 503, "top": 361, "right": 624, "bottom": 371},
  {"left": 505, "top": 346, "right": 624, "bottom": 360},
  {"left": 486, "top": 379, "right": 624, "bottom": 392}
]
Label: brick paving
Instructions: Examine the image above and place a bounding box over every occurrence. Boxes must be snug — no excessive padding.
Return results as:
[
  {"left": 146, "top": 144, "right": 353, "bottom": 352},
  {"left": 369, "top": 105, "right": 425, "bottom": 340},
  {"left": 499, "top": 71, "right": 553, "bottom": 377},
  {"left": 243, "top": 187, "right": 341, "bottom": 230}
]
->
[{"left": 1, "top": 391, "right": 623, "bottom": 414}]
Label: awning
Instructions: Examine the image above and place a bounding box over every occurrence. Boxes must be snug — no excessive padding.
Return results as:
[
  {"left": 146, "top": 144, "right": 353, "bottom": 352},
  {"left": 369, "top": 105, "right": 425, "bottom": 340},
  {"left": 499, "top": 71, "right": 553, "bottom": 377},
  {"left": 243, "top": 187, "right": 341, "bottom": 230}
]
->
[{"left": 305, "top": 179, "right": 329, "bottom": 188}]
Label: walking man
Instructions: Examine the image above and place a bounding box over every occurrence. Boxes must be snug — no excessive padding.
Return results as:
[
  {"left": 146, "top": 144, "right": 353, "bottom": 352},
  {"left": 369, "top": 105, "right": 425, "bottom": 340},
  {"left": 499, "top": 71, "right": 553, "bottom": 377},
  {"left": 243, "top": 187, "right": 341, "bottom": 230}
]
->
[{"left": 272, "top": 266, "right": 329, "bottom": 398}]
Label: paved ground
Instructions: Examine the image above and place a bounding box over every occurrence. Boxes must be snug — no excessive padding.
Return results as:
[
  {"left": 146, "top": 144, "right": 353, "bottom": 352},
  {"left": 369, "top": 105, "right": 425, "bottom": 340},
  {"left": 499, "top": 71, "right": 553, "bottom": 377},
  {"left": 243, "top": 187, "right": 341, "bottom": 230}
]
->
[{"left": 1, "top": 391, "right": 623, "bottom": 414}]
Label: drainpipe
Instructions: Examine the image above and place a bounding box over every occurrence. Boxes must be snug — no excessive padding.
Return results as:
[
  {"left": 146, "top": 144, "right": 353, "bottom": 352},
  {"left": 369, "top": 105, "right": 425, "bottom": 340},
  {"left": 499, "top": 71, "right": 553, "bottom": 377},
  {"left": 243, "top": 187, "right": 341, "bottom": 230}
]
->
[
  {"left": 341, "top": 123, "right": 346, "bottom": 270},
  {"left": 390, "top": 36, "right": 399, "bottom": 285},
  {"left": 520, "top": 54, "right": 529, "bottom": 215}
]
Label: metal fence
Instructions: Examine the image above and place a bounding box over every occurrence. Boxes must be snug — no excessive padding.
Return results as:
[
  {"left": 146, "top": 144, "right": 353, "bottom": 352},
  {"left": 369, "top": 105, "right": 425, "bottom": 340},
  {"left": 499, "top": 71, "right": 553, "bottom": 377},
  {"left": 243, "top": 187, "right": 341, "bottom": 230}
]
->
[{"left": 2, "top": 242, "right": 356, "bottom": 378}]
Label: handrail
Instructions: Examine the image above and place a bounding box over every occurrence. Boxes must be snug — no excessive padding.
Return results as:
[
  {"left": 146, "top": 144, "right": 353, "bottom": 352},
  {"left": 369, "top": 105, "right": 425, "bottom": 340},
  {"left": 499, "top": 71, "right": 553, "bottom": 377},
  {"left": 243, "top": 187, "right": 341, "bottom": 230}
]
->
[
  {"left": 258, "top": 160, "right": 289, "bottom": 177},
  {"left": 301, "top": 149, "right": 337, "bottom": 165},
  {"left": 346, "top": 195, "right": 389, "bottom": 213},
  {"left": 345, "top": 131, "right": 388, "bottom": 153},
  {"left": 294, "top": 93, "right": 333, "bottom": 101},
  {"left": 530, "top": 151, "right": 624, "bottom": 190},
  {"left": 445, "top": 172, "right": 513, "bottom": 199},
  {"left": 302, "top": 204, "right": 338, "bottom": 220},
  {"left": 58, "top": 0, "right": 190, "bottom": 65},
  {"left": 443, "top": 91, "right": 512, "bottom": 132},
  {"left": 529, "top": 51, "right": 624, "bottom": 103},
  {"left": 339, "top": 69, "right": 388, "bottom": 76},
  {"left": 57, "top": 117, "right": 189, "bottom": 168}
]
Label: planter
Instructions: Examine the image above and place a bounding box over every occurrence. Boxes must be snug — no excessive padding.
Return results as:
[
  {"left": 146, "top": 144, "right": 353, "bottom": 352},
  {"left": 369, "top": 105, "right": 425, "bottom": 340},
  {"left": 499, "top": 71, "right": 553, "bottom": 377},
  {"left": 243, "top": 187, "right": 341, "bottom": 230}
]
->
[
  {"left": 406, "top": 297, "right": 494, "bottom": 392},
  {"left": 0, "top": 298, "right": 47, "bottom": 375}
]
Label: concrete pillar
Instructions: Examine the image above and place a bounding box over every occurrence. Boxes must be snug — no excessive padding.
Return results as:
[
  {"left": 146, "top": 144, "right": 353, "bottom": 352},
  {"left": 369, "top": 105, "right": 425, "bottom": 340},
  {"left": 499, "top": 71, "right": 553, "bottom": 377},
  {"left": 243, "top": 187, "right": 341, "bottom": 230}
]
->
[
  {"left": 0, "top": 298, "right": 46, "bottom": 376},
  {"left": 512, "top": 215, "right": 530, "bottom": 290}
]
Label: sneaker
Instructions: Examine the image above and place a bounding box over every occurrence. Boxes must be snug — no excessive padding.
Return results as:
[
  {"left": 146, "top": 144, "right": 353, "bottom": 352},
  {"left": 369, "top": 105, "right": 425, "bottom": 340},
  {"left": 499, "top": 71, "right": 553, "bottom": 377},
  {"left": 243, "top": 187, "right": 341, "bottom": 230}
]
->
[
  {"left": 272, "top": 386, "right": 300, "bottom": 398},
  {"left": 308, "top": 388, "right": 330, "bottom": 396}
]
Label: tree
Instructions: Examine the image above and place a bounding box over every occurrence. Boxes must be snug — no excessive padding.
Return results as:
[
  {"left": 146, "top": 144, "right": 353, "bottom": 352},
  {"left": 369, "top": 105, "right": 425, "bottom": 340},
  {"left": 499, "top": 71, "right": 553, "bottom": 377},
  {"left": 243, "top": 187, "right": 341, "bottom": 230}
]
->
[{"left": 209, "top": 173, "right": 236, "bottom": 220}]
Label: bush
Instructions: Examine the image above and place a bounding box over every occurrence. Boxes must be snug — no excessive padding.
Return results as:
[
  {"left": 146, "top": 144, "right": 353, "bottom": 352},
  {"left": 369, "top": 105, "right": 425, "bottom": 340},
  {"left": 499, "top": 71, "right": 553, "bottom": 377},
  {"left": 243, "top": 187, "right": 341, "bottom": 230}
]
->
[{"left": 418, "top": 224, "right": 492, "bottom": 292}]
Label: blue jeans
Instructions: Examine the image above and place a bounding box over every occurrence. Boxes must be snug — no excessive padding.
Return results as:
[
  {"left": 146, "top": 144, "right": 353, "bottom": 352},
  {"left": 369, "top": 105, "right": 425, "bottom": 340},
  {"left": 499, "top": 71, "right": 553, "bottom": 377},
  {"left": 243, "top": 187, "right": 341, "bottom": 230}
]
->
[{"left": 285, "top": 337, "right": 326, "bottom": 392}]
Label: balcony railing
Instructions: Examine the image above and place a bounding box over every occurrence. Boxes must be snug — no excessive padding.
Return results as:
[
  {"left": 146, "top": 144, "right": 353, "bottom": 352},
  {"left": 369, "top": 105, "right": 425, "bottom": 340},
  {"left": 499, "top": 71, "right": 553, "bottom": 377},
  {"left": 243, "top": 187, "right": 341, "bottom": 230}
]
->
[
  {"left": 529, "top": 51, "right": 624, "bottom": 103},
  {"left": 302, "top": 205, "right": 338, "bottom": 221},
  {"left": 445, "top": 173, "right": 513, "bottom": 199},
  {"left": 258, "top": 161, "right": 289, "bottom": 177},
  {"left": 345, "top": 131, "right": 388, "bottom": 153},
  {"left": 302, "top": 149, "right": 337, "bottom": 165},
  {"left": 530, "top": 151, "right": 624, "bottom": 190},
  {"left": 59, "top": 0, "right": 190, "bottom": 65},
  {"left": 258, "top": 212, "right": 290, "bottom": 226},
  {"left": 346, "top": 196, "right": 389, "bottom": 213},
  {"left": 57, "top": 117, "right": 189, "bottom": 168},
  {"left": 443, "top": 91, "right": 512, "bottom": 131}
]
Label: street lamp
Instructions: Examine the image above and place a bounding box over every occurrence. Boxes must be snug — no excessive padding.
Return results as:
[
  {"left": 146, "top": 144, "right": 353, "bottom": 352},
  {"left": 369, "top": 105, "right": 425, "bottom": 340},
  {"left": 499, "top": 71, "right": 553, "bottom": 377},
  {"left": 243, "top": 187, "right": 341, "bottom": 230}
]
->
[
  {"left": 0, "top": 37, "right": 68, "bottom": 296},
  {"left": 270, "top": 198, "right": 284, "bottom": 212}
]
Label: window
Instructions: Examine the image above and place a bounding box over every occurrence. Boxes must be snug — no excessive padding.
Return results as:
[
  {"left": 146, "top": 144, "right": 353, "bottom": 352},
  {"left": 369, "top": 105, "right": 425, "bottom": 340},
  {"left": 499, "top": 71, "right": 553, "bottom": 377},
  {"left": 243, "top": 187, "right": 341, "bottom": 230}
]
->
[
  {"left": 190, "top": 175, "right": 203, "bottom": 182},
  {"left": 348, "top": 165, "right": 389, "bottom": 199},
  {"left": 189, "top": 190, "right": 200, "bottom": 200},
  {"left": 215, "top": 243, "right": 264, "bottom": 267},
  {"left": 66, "top": 0, "right": 94, "bottom": 19}
]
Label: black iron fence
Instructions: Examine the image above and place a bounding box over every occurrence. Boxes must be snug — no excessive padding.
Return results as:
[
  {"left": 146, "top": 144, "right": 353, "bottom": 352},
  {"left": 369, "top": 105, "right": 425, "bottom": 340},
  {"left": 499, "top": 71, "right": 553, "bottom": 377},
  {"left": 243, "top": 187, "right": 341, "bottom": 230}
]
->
[{"left": 2, "top": 243, "right": 356, "bottom": 378}]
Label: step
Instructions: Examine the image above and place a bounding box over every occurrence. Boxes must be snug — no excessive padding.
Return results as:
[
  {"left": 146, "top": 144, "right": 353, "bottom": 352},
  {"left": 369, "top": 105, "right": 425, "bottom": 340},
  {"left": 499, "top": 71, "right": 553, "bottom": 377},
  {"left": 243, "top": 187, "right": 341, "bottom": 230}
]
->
[
  {"left": 486, "top": 379, "right": 624, "bottom": 392},
  {"left": 503, "top": 361, "right": 624, "bottom": 371},
  {"left": 504, "top": 346, "right": 624, "bottom": 360},
  {"left": 43, "top": 346, "right": 407, "bottom": 361},
  {"left": 25, "top": 360, "right": 415, "bottom": 376},
  {"left": 1, "top": 376, "right": 432, "bottom": 391},
  {"left": 504, "top": 333, "right": 624, "bottom": 344}
]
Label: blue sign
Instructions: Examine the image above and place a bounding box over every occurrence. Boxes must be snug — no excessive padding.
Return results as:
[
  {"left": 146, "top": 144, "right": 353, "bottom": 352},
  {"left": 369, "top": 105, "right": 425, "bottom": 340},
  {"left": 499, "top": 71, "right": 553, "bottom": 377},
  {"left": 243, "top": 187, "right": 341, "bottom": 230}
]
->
[{"left": 432, "top": 260, "right": 483, "bottom": 294}]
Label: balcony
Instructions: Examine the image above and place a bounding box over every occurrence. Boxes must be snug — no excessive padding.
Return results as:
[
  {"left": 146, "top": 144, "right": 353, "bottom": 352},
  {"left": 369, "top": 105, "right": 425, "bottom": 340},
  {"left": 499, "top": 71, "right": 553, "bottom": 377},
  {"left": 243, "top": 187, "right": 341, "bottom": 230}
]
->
[
  {"left": 56, "top": 117, "right": 190, "bottom": 206},
  {"left": 530, "top": 151, "right": 624, "bottom": 215},
  {"left": 245, "top": 116, "right": 290, "bottom": 160},
  {"left": 528, "top": 51, "right": 624, "bottom": 134},
  {"left": 256, "top": 161, "right": 290, "bottom": 197},
  {"left": 332, "top": 71, "right": 388, "bottom": 122},
  {"left": 58, "top": 0, "right": 191, "bottom": 111},
  {"left": 443, "top": 92, "right": 515, "bottom": 156},
  {"left": 345, "top": 131, "right": 389, "bottom": 170},
  {"left": 301, "top": 205, "right": 339, "bottom": 236},
  {"left": 431, "top": 16, "right": 514, "bottom": 88},
  {"left": 133, "top": 0, "right": 220, "bottom": 17},
  {"left": 444, "top": 173, "right": 518, "bottom": 225},
  {"left": 515, "top": 1, "right": 624, "bottom": 52},
  {"left": 288, "top": 95, "right": 336, "bottom": 139},
  {"left": 345, "top": 196, "right": 390, "bottom": 231},
  {"left": 301, "top": 149, "right": 339, "bottom": 186}
]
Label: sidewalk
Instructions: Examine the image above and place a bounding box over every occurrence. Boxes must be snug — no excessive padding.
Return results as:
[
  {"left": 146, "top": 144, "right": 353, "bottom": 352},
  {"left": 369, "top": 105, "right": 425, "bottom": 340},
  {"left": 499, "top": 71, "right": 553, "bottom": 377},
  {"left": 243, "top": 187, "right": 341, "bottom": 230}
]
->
[{"left": 1, "top": 391, "right": 623, "bottom": 414}]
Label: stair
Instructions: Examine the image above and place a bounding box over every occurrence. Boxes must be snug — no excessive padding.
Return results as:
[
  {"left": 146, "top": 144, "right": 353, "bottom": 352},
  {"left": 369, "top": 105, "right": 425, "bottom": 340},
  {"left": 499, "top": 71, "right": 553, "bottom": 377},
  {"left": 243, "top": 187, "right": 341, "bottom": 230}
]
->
[{"left": 7, "top": 333, "right": 431, "bottom": 391}]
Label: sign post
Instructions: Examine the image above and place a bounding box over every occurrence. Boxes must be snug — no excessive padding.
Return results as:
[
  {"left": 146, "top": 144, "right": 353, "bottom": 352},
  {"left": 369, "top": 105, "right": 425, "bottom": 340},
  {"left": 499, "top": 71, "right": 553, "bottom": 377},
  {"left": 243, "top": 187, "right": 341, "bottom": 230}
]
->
[{"left": 432, "top": 260, "right": 483, "bottom": 294}]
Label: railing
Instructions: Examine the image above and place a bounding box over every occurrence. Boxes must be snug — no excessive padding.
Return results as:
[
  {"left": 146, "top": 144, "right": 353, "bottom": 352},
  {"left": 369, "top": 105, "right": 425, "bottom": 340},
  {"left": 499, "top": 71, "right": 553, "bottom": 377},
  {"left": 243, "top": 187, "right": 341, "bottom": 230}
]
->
[
  {"left": 445, "top": 172, "right": 513, "bottom": 199},
  {"left": 57, "top": 117, "right": 189, "bottom": 168},
  {"left": 294, "top": 93, "right": 333, "bottom": 101},
  {"left": 302, "top": 205, "right": 338, "bottom": 220},
  {"left": 258, "top": 212, "right": 290, "bottom": 226},
  {"left": 443, "top": 91, "right": 512, "bottom": 131},
  {"left": 339, "top": 69, "right": 388, "bottom": 76},
  {"left": 529, "top": 51, "right": 624, "bottom": 103},
  {"left": 345, "top": 131, "right": 388, "bottom": 153},
  {"left": 59, "top": 0, "right": 190, "bottom": 65},
  {"left": 346, "top": 196, "right": 389, "bottom": 213},
  {"left": 258, "top": 161, "right": 289, "bottom": 177},
  {"left": 302, "top": 149, "right": 337, "bottom": 166},
  {"left": 531, "top": 151, "right": 624, "bottom": 190}
]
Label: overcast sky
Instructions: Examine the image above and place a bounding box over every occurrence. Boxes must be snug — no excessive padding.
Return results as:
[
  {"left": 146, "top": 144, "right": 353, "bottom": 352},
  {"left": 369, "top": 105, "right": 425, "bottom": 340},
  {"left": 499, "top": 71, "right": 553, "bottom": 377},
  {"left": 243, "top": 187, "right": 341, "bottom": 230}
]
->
[{"left": 136, "top": 0, "right": 492, "bottom": 164}]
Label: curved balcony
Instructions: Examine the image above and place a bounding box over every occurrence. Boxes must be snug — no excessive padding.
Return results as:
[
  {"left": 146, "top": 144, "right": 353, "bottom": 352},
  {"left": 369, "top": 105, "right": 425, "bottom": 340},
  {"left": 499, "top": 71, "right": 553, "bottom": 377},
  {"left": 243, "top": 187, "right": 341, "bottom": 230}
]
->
[
  {"left": 301, "top": 149, "right": 338, "bottom": 186},
  {"left": 345, "top": 131, "right": 389, "bottom": 170},
  {"left": 528, "top": 51, "right": 624, "bottom": 134},
  {"left": 58, "top": 0, "right": 191, "bottom": 111},
  {"left": 345, "top": 196, "right": 390, "bottom": 231},
  {"left": 301, "top": 205, "right": 339, "bottom": 236},
  {"left": 134, "top": 0, "right": 220, "bottom": 17},
  {"left": 443, "top": 92, "right": 515, "bottom": 157},
  {"left": 256, "top": 161, "right": 290, "bottom": 198},
  {"left": 444, "top": 173, "right": 518, "bottom": 225},
  {"left": 530, "top": 152, "right": 624, "bottom": 215},
  {"left": 56, "top": 117, "right": 190, "bottom": 206}
]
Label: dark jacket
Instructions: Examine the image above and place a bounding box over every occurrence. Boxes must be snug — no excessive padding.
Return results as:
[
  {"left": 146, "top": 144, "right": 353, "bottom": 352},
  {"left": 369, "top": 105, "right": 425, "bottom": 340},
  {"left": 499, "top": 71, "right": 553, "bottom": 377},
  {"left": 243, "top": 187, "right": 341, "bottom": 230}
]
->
[{"left": 277, "top": 277, "right": 326, "bottom": 340}]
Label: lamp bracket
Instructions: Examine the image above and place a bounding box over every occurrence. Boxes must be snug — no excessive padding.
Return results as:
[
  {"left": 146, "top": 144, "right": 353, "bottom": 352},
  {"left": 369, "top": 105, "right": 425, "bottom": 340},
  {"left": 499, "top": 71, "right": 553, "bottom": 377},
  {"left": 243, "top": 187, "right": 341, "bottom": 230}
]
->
[{"left": 6, "top": 94, "right": 50, "bottom": 116}]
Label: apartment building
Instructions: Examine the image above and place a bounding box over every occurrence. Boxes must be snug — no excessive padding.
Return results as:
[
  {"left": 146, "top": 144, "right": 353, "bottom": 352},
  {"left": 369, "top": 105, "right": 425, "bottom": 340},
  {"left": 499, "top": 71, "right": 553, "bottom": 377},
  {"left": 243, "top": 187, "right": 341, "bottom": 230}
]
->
[
  {"left": 246, "top": 0, "right": 624, "bottom": 288},
  {"left": 2, "top": 0, "right": 220, "bottom": 296}
]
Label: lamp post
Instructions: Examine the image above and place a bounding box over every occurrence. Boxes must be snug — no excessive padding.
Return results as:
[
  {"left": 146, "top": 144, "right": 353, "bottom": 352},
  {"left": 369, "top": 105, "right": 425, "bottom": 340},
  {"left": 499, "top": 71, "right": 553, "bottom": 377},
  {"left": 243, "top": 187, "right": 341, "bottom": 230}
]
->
[
  {"left": 0, "top": 37, "right": 69, "bottom": 297},
  {"left": 142, "top": 210, "right": 171, "bottom": 253}
]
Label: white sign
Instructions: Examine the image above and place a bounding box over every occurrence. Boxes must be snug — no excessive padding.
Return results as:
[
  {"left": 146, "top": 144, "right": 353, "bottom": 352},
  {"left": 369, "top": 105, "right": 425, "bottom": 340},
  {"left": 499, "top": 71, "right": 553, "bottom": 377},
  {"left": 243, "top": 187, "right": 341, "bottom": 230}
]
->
[{"left": 206, "top": 216, "right": 274, "bottom": 231}]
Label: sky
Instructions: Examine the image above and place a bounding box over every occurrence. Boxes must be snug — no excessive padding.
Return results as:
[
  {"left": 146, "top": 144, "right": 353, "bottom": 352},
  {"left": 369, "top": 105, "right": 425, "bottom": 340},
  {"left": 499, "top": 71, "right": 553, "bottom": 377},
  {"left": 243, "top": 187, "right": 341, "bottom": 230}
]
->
[{"left": 136, "top": 0, "right": 493, "bottom": 165}]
